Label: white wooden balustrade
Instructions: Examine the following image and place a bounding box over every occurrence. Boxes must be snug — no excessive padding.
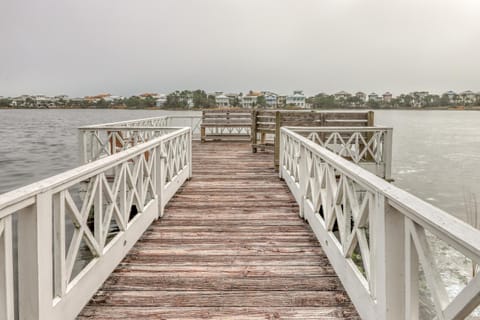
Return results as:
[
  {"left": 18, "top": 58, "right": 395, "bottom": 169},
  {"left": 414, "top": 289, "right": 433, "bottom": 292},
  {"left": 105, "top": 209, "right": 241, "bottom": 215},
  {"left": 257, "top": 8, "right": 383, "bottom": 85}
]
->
[
  {"left": 279, "top": 127, "right": 480, "bottom": 320},
  {"left": 79, "top": 116, "right": 202, "bottom": 163},
  {"left": 286, "top": 126, "right": 392, "bottom": 180},
  {"left": 0, "top": 127, "right": 192, "bottom": 320}
]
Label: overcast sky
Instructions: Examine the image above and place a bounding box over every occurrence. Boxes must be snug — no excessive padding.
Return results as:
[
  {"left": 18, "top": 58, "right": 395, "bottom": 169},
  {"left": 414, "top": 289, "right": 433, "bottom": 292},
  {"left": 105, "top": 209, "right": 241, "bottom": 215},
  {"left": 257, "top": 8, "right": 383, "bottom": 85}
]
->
[{"left": 1, "top": 0, "right": 479, "bottom": 97}]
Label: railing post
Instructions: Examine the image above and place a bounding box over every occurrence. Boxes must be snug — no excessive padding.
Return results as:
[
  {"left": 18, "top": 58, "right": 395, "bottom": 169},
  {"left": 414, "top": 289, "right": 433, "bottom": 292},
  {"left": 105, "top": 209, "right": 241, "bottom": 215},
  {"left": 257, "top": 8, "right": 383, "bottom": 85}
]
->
[
  {"left": 188, "top": 129, "right": 193, "bottom": 179},
  {"left": 383, "top": 128, "right": 393, "bottom": 181},
  {"left": 0, "top": 216, "right": 14, "bottom": 320},
  {"left": 298, "top": 144, "right": 307, "bottom": 218},
  {"left": 367, "top": 110, "right": 375, "bottom": 126},
  {"left": 17, "top": 194, "right": 54, "bottom": 320},
  {"left": 405, "top": 217, "right": 419, "bottom": 320},
  {"left": 251, "top": 109, "right": 258, "bottom": 153},
  {"left": 274, "top": 111, "right": 282, "bottom": 169},
  {"left": 373, "top": 195, "right": 405, "bottom": 319},
  {"left": 156, "top": 143, "right": 166, "bottom": 218},
  {"left": 78, "top": 129, "right": 88, "bottom": 164}
]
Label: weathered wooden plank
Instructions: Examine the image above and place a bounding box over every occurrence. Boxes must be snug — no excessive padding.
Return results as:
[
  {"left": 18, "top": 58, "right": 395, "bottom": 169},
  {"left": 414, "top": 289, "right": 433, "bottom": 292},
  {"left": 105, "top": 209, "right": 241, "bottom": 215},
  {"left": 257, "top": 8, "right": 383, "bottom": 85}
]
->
[
  {"left": 101, "top": 276, "right": 344, "bottom": 291},
  {"left": 126, "top": 246, "right": 323, "bottom": 256},
  {"left": 110, "top": 265, "right": 336, "bottom": 277},
  {"left": 152, "top": 219, "right": 306, "bottom": 226},
  {"left": 79, "top": 306, "right": 360, "bottom": 319},
  {"left": 118, "top": 254, "right": 330, "bottom": 266},
  {"left": 88, "top": 290, "right": 351, "bottom": 307}
]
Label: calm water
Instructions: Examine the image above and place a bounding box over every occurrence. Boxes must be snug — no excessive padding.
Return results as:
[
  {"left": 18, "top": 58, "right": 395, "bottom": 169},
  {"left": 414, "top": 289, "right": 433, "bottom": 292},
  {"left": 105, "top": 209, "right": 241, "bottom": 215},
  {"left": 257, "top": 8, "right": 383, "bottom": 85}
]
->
[{"left": 0, "top": 109, "right": 479, "bottom": 222}]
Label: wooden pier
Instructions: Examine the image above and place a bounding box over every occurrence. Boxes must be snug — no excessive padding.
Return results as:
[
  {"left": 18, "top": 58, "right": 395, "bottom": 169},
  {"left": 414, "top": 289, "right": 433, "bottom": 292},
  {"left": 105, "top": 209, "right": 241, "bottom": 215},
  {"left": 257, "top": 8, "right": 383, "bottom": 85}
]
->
[
  {"left": 78, "top": 142, "right": 359, "bottom": 319},
  {"left": 3, "top": 113, "right": 480, "bottom": 320}
]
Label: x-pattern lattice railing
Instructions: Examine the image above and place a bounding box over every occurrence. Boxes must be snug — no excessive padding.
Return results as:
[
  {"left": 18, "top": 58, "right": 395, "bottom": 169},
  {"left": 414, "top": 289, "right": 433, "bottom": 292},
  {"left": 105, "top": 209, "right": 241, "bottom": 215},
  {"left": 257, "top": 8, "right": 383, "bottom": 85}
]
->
[
  {"left": 80, "top": 115, "right": 202, "bottom": 163},
  {"left": 79, "top": 127, "right": 177, "bottom": 163},
  {"left": 280, "top": 127, "right": 480, "bottom": 320},
  {"left": 0, "top": 127, "right": 191, "bottom": 320},
  {"left": 287, "top": 126, "right": 392, "bottom": 180}
]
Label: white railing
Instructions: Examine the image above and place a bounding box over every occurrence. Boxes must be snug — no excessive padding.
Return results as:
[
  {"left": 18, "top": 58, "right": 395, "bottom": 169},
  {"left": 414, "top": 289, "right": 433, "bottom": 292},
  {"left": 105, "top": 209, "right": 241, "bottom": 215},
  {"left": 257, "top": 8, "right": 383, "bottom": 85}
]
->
[
  {"left": 84, "top": 115, "right": 202, "bottom": 133},
  {"left": 78, "top": 126, "right": 179, "bottom": 163},
  {"left": 84, "top": 116, "right": 171, "bottom": 128},
  {"left": 79, "top": 116, "right": 201, "bottom": 163},
  {"left": 0, "top": 127, "right": 192, "bottom": 320},
  {"left": 279, "top": 127, "right": 480, "bottom": 320},
  {"left": 287, "top": 126, "right": 392, "bottom": 180}
]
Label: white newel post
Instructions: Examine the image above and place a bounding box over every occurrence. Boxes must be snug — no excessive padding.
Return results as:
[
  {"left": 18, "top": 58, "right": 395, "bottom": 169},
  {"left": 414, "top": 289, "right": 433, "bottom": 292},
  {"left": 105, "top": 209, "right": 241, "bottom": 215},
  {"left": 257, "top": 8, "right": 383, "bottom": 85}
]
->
[
  {"left": 373, "top": 194, "right": 406, "bottom": 319},
  {"left": 278, "top": 131, "right": 283, "bottom": 179},
  {"left": 0, "top": 215, "right": 14, "bottom": 320},
  {"left": 188, "top": 129, "right": 193, "bottom": 179},
  {"left": 298, "top": 144, "right": 307, "bottom": 218},
  {"left": 405, "top": 217, "right": 419, "bottom": 320},
  {"left": 17, "top": 193, "right": 54, "bottom": 320},
  {"left": 157, "top": 143, "right": 166, "bottom": 218},
  {"left": 383, "top": 128, "right": 393, "bottom": 181}
]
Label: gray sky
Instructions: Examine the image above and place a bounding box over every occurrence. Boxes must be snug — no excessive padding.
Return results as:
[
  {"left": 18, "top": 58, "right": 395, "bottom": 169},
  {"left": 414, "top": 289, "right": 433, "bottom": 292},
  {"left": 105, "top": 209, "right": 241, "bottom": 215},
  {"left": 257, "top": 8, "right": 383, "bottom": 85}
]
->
[{"left": 1, "top": 0, "right": 479, "bottom": 97}]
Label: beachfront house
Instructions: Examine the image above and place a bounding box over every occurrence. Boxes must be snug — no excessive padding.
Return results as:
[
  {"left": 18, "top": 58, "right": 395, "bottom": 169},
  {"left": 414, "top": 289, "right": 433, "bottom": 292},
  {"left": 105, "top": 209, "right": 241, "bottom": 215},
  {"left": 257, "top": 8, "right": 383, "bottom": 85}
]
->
[
  {"left": 286, "top": 90, "right": 306, "bottom": 108},
  {"left": 215, "top": 94, "right": 230, "bottom": 108},
  {"left": 264, "top": 92, "right": 278, "bottom": 108},
  {"left": 155, "top": 94, "right": 167, "bottom": 107},
  {"left": 368, "top": 92, "right": 380, "bottom": 102},
  {"left": 334, "top": 91, "right": 351, "bottom": 102},
  {"left": 382, "top": 92, "right": 393, "bottom": 103},
  {"left": 355, "top": 92, "right": 366, "bottom": 103},
  {"left": 460, "top": 90, "right": 476, "bottom": 105}
]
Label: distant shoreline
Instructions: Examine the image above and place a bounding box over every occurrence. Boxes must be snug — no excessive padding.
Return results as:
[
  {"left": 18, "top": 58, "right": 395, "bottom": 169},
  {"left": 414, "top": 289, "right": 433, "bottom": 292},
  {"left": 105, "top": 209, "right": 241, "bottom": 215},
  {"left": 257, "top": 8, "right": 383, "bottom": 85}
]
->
[{"left": 2, "top": 106, "right": 480, "bottom": 111}]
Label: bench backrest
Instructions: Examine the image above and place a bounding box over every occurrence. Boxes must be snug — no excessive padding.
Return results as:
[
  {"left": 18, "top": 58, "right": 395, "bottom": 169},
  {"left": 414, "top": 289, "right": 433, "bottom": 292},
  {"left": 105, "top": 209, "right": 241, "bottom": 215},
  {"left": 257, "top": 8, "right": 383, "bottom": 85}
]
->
[
  {"left": 254, "top": 110, "right": 373, "bottom": 133},
  {"left": 202, "top": 109, "right": 252, "bottom": 126}
]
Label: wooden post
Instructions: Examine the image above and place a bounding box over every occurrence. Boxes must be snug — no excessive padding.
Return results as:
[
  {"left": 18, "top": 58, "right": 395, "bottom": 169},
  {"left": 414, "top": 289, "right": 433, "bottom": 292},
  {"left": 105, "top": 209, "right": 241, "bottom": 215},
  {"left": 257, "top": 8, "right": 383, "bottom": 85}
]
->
[
  {"left": 200, "top": 127, "right": 206, "bottom": 143},
  {"left": 17, "top": 195, "right": 54, "bottom": 320},
  {"left": 251, "top": 109, "right": 258, "bottom": 153},
  {"left": 274, "top": 111, "right": 282, "bottom": 169},
  {"left": 367, "top": 110, "right": 375, "bottom": 127}
]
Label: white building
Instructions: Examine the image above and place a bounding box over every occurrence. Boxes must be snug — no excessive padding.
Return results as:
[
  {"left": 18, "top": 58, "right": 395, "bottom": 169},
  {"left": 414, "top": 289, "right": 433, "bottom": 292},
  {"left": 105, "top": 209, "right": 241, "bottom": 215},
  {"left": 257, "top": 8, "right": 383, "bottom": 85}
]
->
[
  {"left": 215, "top": 94, "right": 230, "bottom": 108},
  {"left": 382, "top": 92, "right": 393, "bottom": 103},
  {"left": 155, "top": 94, "right": 167, "bottom": 107},
  {"left": 225, "top": 93, "right": 240, "bottom": 106},
  {"left": 460, "top": 90, "right": 476, "bottom": 104},
  {"left": 277, "top": 95, "right": 287, "bottom": 108},
  {"left": 264, "top": 93, "right": 278, "bottom": 108},
  {"left": 286, "top": 91, "right": 306, "bottom": 108},
  {"left": 334, "top": 91, "right": 351, "bottom": 101},
  {"left": 241, "top": 95, "right": 258, "bottom": 108},
  {"left": 355, "top": 92, "right": 366, "bottom": 103},
  {"left": 368, "top": 92, "right": 380, "bottom": 102}
]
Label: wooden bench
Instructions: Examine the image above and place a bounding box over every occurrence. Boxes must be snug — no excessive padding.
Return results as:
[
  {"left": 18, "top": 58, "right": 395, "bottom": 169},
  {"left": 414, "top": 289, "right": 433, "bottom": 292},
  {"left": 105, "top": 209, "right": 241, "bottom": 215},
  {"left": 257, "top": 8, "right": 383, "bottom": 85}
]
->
[
  {"left": 200, "top": 109, "right": 252, "bottom": 142},
  {"left": 251, "top": 110, "right": 374, "bottom": 167}
]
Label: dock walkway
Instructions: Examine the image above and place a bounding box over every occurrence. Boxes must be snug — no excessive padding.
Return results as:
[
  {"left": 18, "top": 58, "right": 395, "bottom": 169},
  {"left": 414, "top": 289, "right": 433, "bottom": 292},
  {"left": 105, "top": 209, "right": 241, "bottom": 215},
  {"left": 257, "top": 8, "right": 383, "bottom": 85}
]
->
[{"left": 79, "top": 142, "right": 359, "bottom": 319}]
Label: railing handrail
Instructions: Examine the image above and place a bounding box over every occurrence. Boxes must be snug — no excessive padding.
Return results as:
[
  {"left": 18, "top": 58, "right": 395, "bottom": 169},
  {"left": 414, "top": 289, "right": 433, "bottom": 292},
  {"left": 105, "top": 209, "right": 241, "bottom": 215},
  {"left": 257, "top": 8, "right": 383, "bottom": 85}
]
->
[
  {"left": 79, "top": 115, "right": 202, "bottom": 129},
  {"left": 284, "top": 125, "right": 392, "bottom": 132},
  {"left": 0, "top": 127, "right": 190, "bottom": 217},
  {"left": 79, "top": 116, "right": 170, "bottom": 129},
  {"left": 281, "top": 127, "right": 480, "bottom": 260},
  {"left": 78, "top": 126, "right": 185, "bottom": 131}
]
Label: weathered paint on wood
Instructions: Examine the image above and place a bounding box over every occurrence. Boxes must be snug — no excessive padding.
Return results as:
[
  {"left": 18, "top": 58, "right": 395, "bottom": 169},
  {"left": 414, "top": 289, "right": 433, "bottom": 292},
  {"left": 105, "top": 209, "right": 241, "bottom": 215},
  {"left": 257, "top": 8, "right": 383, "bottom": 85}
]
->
[{"left": 78, "top": 142, "right": 359, "bottom": 319}]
